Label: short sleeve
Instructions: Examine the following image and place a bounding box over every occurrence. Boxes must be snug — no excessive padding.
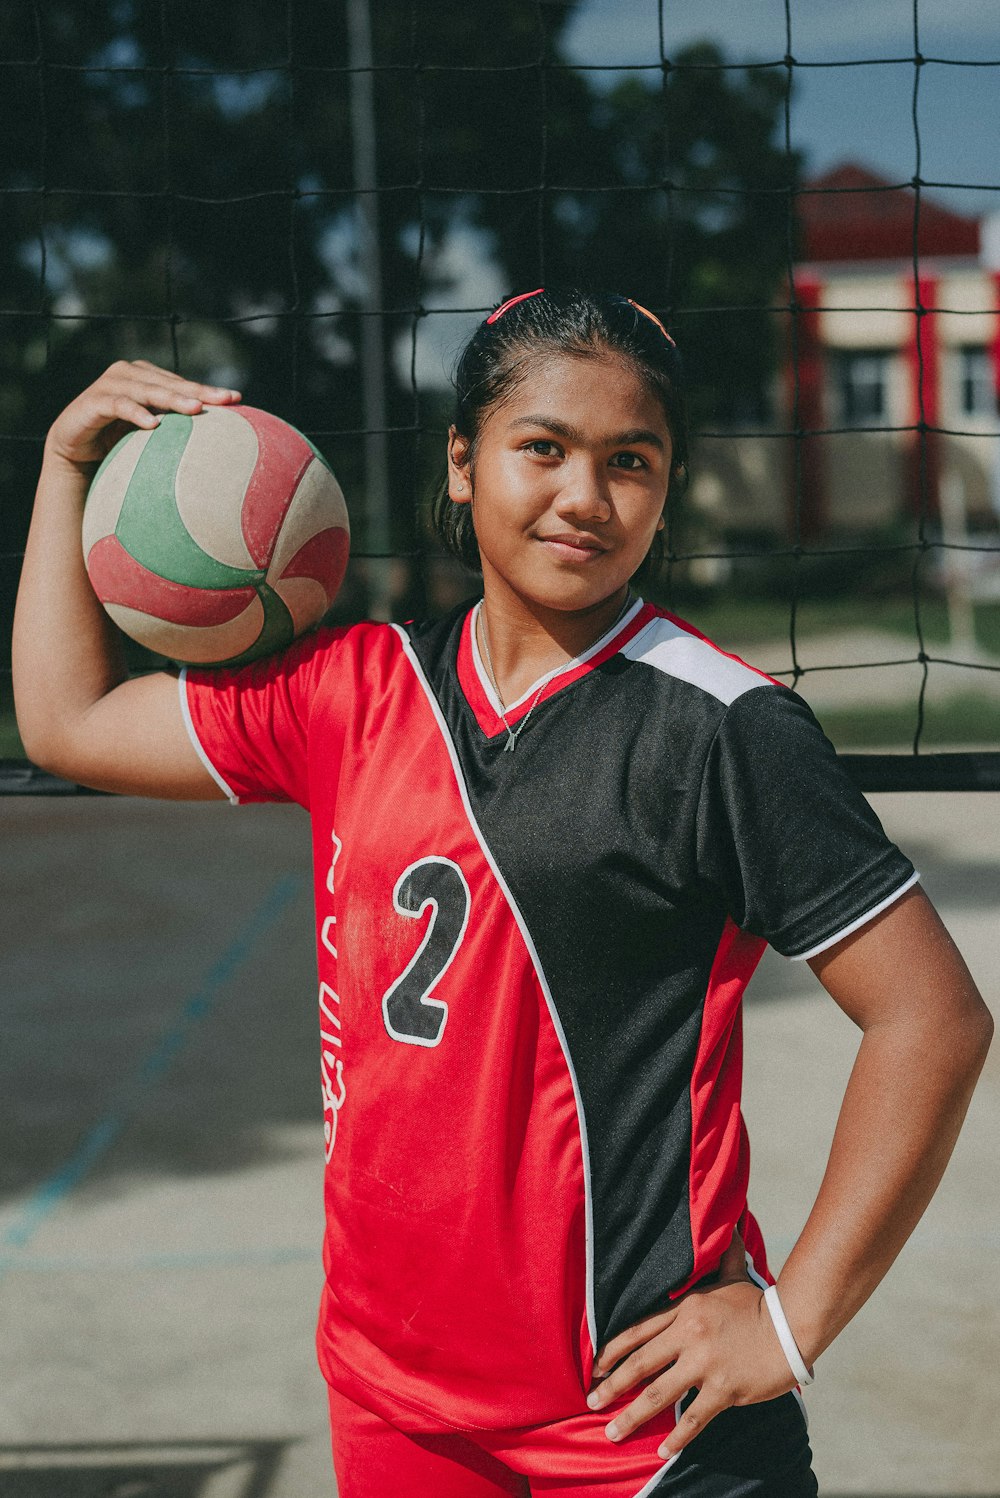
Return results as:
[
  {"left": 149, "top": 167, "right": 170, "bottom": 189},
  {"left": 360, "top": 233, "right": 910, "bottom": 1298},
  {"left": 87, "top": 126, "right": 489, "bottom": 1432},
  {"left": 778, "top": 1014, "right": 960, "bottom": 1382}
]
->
[
  {"left": 180, "top": 625, "right": 347, "bottom": 808},
  {"left": 695, "top": 684, "right": 918, "bottom": 959}
]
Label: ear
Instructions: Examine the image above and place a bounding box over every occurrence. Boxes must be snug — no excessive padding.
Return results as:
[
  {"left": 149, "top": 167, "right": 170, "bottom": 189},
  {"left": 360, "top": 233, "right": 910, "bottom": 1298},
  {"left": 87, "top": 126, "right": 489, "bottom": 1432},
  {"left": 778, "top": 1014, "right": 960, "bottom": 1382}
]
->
[
  {"left": 447, "top": 426, "right": 473, "bottom": 504},
  {"left": 656, "top": 511, "right": 666, "bottom": 532}
]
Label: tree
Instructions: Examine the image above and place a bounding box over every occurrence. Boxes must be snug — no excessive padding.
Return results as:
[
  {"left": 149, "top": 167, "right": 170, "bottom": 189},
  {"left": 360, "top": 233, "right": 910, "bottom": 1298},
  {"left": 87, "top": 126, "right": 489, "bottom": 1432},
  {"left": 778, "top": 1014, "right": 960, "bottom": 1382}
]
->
[
  {"left": 477, "top": 41, "right": 799, "bottom": 429},
  {"left": 0, "top": 5, "right": 796, "bottom": 688}
]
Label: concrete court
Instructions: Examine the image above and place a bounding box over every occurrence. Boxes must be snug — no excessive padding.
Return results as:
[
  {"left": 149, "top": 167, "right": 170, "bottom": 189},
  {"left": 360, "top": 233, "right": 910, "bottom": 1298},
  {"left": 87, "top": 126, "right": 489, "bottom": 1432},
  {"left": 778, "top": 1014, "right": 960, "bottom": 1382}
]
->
[{"left": 0, "top": 790, "right": 997, "bottom": 1498}]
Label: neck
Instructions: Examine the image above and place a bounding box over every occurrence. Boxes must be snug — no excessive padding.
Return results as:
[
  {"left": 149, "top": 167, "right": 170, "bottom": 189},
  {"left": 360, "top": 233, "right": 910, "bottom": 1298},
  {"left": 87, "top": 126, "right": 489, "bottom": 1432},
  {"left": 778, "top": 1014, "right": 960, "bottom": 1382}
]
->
[{"left": 476, "top": 585, "right": 635, "bottom": 706}]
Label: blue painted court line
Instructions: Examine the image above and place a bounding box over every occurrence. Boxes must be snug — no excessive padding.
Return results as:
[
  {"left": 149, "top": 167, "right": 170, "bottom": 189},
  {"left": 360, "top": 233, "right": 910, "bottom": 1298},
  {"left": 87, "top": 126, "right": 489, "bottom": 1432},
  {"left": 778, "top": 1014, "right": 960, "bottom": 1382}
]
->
[{"left": 0, "top": 873, "right": 305, "bottom": 1264}]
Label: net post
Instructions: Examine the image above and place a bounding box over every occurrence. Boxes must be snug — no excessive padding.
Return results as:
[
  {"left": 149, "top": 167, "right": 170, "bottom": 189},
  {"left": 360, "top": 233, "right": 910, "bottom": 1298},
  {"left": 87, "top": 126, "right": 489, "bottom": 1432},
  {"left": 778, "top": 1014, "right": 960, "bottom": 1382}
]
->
[{"left": 347, "top": 0, "right": 393, "bottom": 622}]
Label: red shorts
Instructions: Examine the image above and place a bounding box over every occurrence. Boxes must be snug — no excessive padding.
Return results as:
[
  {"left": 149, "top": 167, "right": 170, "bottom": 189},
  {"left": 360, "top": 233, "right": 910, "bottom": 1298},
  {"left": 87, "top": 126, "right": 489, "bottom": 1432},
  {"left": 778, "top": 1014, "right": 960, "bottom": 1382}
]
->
[{"left": 327, "top": 1383, "right": 818, "bottom": 1497}]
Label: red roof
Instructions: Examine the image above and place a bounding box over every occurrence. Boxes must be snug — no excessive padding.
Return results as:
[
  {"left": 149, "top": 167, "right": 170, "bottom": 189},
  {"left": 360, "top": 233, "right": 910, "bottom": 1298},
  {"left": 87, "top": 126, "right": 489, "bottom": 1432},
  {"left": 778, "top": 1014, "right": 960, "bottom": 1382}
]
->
[{"left": 798, "top": 163, "right": 980, "bottom": 263}]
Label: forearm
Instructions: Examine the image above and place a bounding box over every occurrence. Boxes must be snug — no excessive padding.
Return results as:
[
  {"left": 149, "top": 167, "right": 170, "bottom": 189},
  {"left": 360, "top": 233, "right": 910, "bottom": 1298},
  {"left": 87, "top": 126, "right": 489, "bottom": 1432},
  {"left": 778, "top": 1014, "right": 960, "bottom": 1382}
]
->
[
  {"left": 776, "top": 964, "right": 992, "bottom": 1367},
  {"left": 12, "top": 447, "right": 128, "bottom": 766}
]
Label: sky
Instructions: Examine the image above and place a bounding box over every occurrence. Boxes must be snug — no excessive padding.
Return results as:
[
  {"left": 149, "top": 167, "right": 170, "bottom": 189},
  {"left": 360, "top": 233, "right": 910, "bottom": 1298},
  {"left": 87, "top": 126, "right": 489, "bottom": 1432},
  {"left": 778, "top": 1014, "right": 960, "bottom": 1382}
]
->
[
  {"left": 410, "top": 0, "right": 1000, "bottom": 386},
  {"left": 564, "top": 0, "right": 1000, "bottom": 215}
]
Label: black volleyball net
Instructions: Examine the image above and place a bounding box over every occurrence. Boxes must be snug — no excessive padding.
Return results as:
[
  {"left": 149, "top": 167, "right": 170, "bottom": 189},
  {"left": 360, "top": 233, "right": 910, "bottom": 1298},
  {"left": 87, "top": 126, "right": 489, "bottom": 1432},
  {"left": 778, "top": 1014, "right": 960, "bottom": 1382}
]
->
[{"left": 1, "top": 0, "right": 999, "bottom": 792}]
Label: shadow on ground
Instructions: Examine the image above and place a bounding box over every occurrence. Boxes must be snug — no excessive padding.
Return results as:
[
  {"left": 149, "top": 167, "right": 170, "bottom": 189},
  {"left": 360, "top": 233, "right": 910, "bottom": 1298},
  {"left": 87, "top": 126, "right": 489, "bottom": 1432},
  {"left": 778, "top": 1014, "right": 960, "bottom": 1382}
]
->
[
  {"left": 0, "top": 1444, "right": 993, "bottom": 1498},
  {"left": 1, "top": 800, "right": 319, "bottom": 1206},
  {"left": 0, "top": 1440, "right": 290, "bottom": 1497}
]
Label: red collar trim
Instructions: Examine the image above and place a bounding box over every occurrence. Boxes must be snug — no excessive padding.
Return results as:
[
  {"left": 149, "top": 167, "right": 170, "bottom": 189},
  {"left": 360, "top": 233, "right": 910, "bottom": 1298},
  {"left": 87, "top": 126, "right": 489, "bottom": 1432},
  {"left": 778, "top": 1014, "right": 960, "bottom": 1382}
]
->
[{"left": 456, "top": 600, "right": 657, "bottom": 739}]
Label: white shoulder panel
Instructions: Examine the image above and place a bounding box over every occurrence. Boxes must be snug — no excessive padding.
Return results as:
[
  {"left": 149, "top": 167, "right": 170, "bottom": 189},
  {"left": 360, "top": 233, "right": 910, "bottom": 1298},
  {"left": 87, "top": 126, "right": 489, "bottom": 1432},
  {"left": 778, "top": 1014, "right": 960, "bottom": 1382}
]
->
[{"left": 619, "top": 615, "right": 773, "bottom": 707}]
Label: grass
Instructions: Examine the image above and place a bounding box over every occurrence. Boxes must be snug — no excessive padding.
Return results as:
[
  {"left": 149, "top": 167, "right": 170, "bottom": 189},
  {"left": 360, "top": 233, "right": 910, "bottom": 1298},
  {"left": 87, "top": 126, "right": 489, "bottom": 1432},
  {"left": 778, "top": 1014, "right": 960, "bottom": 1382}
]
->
[
  {"left": 662, "top": 594, "right": 1000, "bottom": 655},
  {"left": 816, "top": 694, "right": 1000, "bottom": 751}
]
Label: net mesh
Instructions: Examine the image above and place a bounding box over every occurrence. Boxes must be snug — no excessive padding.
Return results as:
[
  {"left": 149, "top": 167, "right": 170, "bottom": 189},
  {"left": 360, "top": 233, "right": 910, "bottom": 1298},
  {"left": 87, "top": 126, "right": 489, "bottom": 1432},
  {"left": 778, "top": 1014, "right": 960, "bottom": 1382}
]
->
[{"left": 2, "top": 0, "right": 999, "bottom": 790}]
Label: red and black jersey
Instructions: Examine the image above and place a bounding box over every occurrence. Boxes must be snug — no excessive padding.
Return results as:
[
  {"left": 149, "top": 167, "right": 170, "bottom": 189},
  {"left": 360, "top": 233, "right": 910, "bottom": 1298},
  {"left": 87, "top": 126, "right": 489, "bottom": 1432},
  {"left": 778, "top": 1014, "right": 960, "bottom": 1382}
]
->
[{"left": 181, "top": 599, "right": 916, "bottom": 1430}]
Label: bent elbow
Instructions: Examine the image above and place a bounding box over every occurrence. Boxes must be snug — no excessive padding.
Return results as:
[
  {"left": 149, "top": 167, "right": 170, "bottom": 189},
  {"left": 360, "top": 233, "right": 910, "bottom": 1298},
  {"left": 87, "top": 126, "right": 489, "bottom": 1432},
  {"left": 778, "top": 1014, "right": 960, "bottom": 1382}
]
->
[
  {"left": 971, "top": 1001, "right": 994, "bottom": 1064},
  {"left": 15, "top": 714, "right": 77, "bottom": 783},
  {"left": 952, "top": 996, "right": 994, "bottom": 1090}
]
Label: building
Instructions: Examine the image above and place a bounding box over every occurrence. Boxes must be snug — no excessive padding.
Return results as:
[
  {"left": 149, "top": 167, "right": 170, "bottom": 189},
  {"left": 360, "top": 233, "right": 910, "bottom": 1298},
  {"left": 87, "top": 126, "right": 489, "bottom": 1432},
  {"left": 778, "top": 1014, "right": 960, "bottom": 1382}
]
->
[{"left": 691, "top": 164, "right": 1000, "bottom": 549}]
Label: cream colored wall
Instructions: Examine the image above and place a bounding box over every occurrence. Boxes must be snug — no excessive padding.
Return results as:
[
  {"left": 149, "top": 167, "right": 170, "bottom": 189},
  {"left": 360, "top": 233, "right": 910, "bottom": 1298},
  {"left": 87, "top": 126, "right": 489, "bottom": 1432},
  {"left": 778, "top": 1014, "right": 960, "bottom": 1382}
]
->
[
  {"left": 822, "top": 273, "right": 910, "bottom": 351},
  {"left": 687, "top": 433, "right": 787, "bottom": 536},
  {"left": 694, "top": 265, "right": 998, "bottom": 537}
]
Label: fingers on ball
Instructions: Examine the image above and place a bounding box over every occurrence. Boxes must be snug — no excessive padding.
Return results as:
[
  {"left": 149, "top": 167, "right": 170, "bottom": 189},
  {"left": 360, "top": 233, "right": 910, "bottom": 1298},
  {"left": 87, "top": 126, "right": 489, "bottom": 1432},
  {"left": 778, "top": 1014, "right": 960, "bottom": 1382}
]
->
[
  {"left": 106, "top": 360, "right": 234, "bottom": 407},
  {"left": 114, "top": 397, "right": 161, "bottom": 429}
]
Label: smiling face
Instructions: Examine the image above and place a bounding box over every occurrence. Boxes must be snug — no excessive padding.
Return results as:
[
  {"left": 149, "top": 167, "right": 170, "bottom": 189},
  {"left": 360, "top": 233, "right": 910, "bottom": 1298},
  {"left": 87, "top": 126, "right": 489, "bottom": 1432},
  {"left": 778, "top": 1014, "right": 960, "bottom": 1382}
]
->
[{"left": 447, "top": 350, "right": 673, "bottom": 624}]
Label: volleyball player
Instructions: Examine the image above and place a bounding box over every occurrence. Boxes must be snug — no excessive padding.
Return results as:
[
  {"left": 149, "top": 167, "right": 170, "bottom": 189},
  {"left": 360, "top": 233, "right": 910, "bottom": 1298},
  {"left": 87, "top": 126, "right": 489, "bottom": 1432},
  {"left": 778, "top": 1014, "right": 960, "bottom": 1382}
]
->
[{"left": 13, "top": 288, "right": 992, "bottom": 1496}]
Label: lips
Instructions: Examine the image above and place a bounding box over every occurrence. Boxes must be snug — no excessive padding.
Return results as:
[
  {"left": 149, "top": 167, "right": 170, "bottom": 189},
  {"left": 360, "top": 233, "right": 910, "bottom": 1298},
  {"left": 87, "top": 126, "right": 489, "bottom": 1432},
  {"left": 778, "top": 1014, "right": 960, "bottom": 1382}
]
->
[{"left": 537, "top": 532, "right": 608, "bottom": 558}]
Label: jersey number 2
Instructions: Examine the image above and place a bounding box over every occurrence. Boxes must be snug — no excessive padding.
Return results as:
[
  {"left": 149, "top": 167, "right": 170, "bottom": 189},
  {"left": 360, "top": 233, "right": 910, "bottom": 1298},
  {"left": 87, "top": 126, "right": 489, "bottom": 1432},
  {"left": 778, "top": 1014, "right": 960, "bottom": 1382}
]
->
[{"left": 381, "top": 857, "right": 471, "bottom": 1047}]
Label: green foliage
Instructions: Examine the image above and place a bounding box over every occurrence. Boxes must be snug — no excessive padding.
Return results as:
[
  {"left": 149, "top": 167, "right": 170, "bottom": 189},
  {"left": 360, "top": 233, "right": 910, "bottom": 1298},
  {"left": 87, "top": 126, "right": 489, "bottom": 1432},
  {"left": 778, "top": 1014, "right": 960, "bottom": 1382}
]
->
[{"left": 0, "top": 4, "right": 796, "bottom": 661}]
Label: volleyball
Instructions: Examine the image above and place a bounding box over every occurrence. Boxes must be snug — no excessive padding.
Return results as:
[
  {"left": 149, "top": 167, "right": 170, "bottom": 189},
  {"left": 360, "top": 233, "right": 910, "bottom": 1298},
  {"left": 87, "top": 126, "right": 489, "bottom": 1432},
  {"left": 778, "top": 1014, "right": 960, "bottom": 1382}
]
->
[{"left": 81, "top": 405, "right": 350, "bottom": 666}]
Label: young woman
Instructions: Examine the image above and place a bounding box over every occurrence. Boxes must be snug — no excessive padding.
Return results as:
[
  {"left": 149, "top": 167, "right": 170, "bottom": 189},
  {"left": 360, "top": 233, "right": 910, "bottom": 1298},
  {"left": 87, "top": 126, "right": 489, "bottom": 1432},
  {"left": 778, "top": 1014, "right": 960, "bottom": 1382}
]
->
[{"left": 13, "top": 288, "right": 992, "bottom": 1498}]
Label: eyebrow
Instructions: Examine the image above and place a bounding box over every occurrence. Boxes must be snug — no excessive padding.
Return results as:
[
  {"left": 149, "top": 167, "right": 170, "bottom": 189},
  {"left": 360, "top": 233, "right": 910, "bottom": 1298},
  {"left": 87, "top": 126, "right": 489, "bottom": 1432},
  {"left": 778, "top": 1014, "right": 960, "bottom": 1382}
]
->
[{"left": 508, "top": 416, "right": 665, "bottom": 452}]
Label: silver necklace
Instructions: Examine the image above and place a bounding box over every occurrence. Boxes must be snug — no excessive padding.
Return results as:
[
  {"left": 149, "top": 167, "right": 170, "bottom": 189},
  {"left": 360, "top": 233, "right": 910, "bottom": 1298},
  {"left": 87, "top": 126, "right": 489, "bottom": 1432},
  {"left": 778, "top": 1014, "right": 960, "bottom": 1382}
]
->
[{"left": 477, "top": 593, "right": 634, "bottom": 753}]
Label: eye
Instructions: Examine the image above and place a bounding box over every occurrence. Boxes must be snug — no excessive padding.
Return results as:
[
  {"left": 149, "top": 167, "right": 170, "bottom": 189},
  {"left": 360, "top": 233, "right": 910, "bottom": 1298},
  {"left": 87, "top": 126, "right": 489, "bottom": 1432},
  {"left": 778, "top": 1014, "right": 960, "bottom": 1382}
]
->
[
  {"left": 524, "top": 439, "right": 561, "bottom": 457},
  {"left": 610, "top": 451, "right": 648, "bottom": 471}
]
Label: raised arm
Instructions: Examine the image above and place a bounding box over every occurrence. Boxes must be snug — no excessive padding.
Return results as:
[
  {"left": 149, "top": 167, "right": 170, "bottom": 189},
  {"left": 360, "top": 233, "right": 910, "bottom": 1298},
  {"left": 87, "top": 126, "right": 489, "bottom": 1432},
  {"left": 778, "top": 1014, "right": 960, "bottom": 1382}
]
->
[{"left": 12, "top": 361, "right": 241, "bottom": 797}]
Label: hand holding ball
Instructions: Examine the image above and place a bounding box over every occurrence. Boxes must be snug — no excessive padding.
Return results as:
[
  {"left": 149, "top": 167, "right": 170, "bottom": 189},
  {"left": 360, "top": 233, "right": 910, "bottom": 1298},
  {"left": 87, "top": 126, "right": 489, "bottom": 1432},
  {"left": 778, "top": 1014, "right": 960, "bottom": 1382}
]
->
[{"left": 82, "top": 405, "right": 350, "bottom": 666}]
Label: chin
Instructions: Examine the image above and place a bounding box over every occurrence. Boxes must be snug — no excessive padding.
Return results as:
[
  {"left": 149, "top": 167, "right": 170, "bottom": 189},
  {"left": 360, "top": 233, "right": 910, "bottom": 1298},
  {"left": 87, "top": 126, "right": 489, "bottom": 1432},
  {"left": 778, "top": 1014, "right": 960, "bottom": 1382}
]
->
[{"left": 530, "top": 580, "right": 630, "bottom": 615}]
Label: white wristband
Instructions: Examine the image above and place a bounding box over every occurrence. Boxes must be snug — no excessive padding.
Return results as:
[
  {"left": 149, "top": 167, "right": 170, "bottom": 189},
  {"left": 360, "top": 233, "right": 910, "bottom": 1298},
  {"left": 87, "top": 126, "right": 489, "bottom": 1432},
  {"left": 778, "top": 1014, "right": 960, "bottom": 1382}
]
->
[{"left": 763, "top": 1284, "right": 815, "bottom": 1387}]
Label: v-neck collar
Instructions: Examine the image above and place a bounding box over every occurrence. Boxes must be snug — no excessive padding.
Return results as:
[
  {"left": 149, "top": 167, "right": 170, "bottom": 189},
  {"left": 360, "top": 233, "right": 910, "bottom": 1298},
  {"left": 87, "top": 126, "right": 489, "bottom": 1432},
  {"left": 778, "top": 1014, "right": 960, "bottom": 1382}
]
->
[{"left": 456, "top": 596, "right": 654, "bottom": 740}]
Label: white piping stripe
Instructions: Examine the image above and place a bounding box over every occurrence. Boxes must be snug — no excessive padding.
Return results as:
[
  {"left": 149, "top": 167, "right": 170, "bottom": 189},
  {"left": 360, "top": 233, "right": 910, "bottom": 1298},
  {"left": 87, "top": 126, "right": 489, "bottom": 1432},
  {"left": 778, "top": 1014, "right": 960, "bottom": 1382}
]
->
[
  {"left": 789, "top": 871, "right": 921, "bottom": 961},
  {"left": 391, "top": 622, "right": 599, "bottom": 1354},
  {"left": 630, "top": 1448, "right": 682, "bottom": 1495},
  {"left": 469, "top": 596, "right": 646, "bottom": 718},
  {"left": 177, "top": 668, "right": 241, "bottom": 805}
]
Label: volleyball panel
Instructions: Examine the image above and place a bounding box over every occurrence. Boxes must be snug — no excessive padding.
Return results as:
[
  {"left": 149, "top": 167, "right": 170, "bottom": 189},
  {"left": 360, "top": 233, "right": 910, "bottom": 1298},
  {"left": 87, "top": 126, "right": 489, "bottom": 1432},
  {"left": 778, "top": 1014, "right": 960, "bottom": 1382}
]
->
[
  {"left": 81, "top": 428, "right": 155, "bottom": 559},
  {"left": 267, "top": 455, "right": 351, "bottom": 633},
  {"left": 272, "top": 535, "right": 351, "bottom": 633},
  {"left": 172, "top": 407, "right": 261, "bottom": 571},
  {"left": 104, "top": 595, "right": 267, "bottom": 665},
  {"left": 234, "top": 405, "right": 318, "bottom": 567},
  {"left": 110, "top": 414, "right": 260, "bottom": 591},
  {"left": 85, "top": 534, "right": 259, "bottom": 628}
]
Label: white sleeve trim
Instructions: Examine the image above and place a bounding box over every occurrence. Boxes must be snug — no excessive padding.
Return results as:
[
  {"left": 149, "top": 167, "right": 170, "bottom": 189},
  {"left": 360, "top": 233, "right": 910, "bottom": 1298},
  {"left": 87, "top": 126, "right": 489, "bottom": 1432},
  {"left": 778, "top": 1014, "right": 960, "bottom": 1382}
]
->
[
  {"left": 177, "top": 667, "right": 241, "bottom": 805},
  {"left": 789, "top": 870, "right": 921, "bottom": 961}
]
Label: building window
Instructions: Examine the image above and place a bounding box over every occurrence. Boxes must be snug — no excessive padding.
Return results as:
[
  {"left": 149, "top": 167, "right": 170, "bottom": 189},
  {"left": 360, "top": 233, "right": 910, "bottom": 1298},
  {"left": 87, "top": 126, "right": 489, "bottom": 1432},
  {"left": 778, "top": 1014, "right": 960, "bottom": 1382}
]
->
[
  {"left": 831, "top": 350, "right": 890, "bottom": 425},
  {"left": 958, "top": 345, "right": 998, "bottom": 418}
]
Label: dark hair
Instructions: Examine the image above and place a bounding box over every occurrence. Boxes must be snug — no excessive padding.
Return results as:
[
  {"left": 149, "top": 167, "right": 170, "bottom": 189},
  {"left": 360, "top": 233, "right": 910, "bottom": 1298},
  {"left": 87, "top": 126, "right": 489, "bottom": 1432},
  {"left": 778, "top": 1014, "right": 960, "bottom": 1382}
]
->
[{"left": 431, "top": 286, "right": 689, "bottom": 578}]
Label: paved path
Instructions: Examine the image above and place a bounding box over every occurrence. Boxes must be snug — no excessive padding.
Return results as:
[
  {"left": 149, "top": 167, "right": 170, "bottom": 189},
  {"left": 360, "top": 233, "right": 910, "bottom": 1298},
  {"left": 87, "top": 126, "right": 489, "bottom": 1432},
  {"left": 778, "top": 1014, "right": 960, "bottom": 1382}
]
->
[
  {"left": 0, "top": 792, "right": 996, "bottom": 1496},
  {"left": 739, "top": 629, "right": 1000, "bottom": 713}
]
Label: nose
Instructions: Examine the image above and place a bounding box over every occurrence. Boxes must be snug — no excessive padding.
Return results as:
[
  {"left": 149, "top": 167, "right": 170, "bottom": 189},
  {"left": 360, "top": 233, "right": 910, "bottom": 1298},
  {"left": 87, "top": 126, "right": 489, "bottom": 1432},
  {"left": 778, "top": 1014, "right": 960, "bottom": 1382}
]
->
[{"left": 553, "top": 457, "right": 612, "bottom": 523}]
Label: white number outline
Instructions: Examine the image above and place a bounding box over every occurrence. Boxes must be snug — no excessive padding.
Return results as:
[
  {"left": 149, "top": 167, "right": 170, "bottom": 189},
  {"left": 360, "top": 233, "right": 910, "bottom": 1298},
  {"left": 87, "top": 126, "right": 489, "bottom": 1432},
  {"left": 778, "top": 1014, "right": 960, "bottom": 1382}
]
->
[
  {"left": 381, "top": 855, "right": 471, "bottom": 1048},
  {"left": 320, "top": 829, "right": 346, "bottom": 1160}
]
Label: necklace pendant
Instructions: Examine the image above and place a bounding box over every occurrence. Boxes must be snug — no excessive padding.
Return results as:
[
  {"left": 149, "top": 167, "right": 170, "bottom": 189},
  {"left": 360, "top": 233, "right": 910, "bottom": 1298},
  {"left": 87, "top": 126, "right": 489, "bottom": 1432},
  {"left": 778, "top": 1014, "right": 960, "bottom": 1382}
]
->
[{"left": 504, "top": 732, "right": 518, "bottom": 753}]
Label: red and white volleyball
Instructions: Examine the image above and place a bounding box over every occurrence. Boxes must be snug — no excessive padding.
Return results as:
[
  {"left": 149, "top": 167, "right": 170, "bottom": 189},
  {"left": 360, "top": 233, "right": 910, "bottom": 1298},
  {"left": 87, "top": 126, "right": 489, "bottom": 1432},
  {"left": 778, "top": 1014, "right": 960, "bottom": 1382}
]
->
[{"left": 82, "top": 405, "right": 350, "bottom": 666}]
